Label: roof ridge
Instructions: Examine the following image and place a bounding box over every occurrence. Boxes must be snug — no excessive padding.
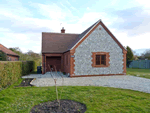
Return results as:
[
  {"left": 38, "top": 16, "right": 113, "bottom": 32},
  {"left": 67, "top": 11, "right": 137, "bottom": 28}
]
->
[{"left": 42, "top": 32, "right": 80, "bottom": 35}]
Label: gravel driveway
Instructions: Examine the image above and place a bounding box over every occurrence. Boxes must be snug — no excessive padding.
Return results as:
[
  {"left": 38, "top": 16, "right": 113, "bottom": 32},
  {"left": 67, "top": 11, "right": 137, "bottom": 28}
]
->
[{"left": 23, "top": 73, "right": 150, "bottom": 93}]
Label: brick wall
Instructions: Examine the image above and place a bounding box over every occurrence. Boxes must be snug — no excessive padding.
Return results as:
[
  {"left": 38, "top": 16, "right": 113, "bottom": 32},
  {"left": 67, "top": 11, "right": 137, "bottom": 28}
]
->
[
  {"left": 63, "top": 51, "right": 70, "bottom": 75},
  {"left": 7, "top": 55, "right": 19, "bottom": 61}
]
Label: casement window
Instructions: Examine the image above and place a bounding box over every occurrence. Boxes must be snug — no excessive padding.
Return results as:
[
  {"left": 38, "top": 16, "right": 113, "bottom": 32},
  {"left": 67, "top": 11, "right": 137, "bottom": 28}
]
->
[{"left": 92, "top": 52, "right": 110, "bottom": 67}]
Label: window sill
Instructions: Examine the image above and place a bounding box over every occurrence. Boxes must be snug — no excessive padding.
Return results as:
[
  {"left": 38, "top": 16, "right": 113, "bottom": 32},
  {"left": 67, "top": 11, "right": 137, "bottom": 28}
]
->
[{"left": 92, "top": 65, "right": 109, "bottom": 67}]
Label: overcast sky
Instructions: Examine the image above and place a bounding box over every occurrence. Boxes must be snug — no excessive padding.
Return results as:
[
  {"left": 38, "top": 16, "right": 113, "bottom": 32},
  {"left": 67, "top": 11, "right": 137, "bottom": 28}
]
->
[{"left": 0, "top": 0, "right": 149, "bottom": 55}]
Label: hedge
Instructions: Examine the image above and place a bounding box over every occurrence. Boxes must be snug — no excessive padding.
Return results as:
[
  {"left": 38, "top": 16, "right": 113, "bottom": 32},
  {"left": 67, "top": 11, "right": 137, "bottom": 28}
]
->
[{"left": 0, "top": 60, "right": 40, "bottom": 89}]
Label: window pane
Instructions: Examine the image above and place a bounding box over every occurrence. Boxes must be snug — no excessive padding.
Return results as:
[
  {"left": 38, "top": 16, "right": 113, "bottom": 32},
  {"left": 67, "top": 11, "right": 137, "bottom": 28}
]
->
[
  {"left": 96, "top": 55, "right": 100, "bottom": 65},
  {"left": 101, "top": 55, "right": 106, "bottom": 65},
  {"left": 101, "top": 61, "right": 106, "bottom": 65},
  {"left": 101, "top": 55, "right": 106, "bottom": 61}
]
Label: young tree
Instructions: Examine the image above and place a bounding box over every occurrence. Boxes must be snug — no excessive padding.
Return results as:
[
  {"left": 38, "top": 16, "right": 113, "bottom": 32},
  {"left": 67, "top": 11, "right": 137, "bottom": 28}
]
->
[{"left": 126, "top": 46, "right": 134, "bottom": 61}]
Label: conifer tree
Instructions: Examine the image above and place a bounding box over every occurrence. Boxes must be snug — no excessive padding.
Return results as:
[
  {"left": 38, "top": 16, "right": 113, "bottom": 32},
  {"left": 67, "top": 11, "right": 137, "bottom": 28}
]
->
[{"left": 126, "top": 46, "right": 134, "bottom": 61}]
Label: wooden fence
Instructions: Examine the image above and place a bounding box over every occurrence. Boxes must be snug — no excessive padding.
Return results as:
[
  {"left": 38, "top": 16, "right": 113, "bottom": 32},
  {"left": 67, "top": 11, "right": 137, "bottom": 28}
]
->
[{"left": 129, "top": 60, "right": 150, "bottom": 69}]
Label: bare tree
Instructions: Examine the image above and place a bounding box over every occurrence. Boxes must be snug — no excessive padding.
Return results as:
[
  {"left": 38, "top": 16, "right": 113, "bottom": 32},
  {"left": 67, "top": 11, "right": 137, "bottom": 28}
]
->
[
  {"left": 48, "top": 64, "right": 60, "bottom": 106},
  {"left": 48, "top": 64, "right": 66, "bottom": 108}
]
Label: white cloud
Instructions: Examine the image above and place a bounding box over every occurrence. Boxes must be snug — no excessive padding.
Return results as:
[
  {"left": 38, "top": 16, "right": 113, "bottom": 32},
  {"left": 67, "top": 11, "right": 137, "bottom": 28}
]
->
[
  {"left": 60, "top": 2, "right": 72, "bottom": 13},
  {"left": 110, "top": 0, "right": 118, "bottom": 5},
  {"left": 110, "top": 28, "right": 150, "bottom": 50},
  {"left": 77, "top": 12, "right": 105, "bottom": 24},
  {"left": 1, "top": 32, "right": 42, "bottom": 53},
  {"left": 65, "top": 0, "right": 79, "bottom": 12},
  {"left": 0, "top": 28, "right": 10, "bottom": 32},
  {"left": 32, "top": 3, "right": 66, "bottom": 20},
  {"left": 135, "top": 0, "right": 150, "bottom": 8},
  {"left": 87, "top": 7, "right": 90, "bottom": 10},
  {"left": 0, "top": 0, "right": 32, "bottom": 17}
]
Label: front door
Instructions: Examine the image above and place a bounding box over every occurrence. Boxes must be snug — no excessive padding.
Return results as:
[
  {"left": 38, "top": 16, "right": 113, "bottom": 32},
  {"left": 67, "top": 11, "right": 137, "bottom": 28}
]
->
[{"left": 46, "top": 56, "right": 61, "bottom": 72}]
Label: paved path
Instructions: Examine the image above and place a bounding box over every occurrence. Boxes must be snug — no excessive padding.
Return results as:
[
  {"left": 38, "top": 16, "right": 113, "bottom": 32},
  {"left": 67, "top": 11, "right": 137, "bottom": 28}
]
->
[{"left": 22, "top": 73, "right": 150, "bottom": 93}]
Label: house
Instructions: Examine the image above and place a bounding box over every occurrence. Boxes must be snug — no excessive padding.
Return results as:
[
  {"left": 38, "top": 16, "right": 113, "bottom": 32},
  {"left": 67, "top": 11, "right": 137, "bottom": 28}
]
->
[
  {"left": 42, "top": 19, "right": 127, "bottom": 77},
  {"left": 0, "top": 44, "right": 19, "bottom": 61}
]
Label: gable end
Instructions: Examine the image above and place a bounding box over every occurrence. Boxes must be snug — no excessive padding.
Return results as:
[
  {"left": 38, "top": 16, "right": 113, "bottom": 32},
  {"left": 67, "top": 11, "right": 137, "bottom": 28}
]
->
[{"left": 71, "top": 20, "right": 127, "bottom": 52}]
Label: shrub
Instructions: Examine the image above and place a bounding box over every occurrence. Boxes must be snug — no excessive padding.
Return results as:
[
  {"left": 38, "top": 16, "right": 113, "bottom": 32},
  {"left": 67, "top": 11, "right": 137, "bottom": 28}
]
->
[
  {"left": 0, "top": 60, "right": 36, "bottom": 89},
  {"left": 0, "top": 61, "right": 22, "bottom": 88}
]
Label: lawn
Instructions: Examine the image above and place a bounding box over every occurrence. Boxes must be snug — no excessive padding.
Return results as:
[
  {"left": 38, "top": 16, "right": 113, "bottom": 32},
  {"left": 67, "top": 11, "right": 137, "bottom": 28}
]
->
[
  {"left": 0, "top": 78, "right": 150, "bottom": 113},
  {"left": 127, "top": 68, "right": 150, "bottom": 79}
]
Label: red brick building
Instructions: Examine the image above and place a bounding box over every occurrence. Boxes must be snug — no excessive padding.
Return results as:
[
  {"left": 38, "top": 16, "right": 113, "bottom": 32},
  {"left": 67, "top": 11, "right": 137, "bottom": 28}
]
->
[{"left": 0, "top": 44, "right": 19, "bottom": 61}]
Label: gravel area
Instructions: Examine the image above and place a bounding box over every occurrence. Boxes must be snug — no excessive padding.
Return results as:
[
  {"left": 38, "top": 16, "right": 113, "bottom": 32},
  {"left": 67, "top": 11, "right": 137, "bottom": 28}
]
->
[
  {"left": 23, "top": 73, "right": 150, "bottom": 93},
  {"left": 22, "top": 72, "right": 69, "bottom": 79}
]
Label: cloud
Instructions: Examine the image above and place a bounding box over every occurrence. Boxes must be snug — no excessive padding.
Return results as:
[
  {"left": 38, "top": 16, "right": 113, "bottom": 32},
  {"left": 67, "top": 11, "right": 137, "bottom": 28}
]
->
[
  {"left": 65, "top": 0, "right": 79, "bottom": 12},
  {"left": 0, "top": 32, "right": 42, "bottom": 53},
  {"left": 109, "top": 7, "right": 150, "bottom": 36},
  {"left": 135, "top": 0, "right": 150, "bottom": 8},
  {"left": 0, "top": 0, "right": 32, "bottom": 17},
  {"left": 86, "top": 7, "right": 90, "bottom": 10},
  {"left": 77, "top": 12, "right": 106, "bottom": 24},
  {"left": 110, "top": 0, "right": 118, "bottom": 5},
  {"left": 60, "top": 2, "right": 72, "bottom": 13},
  {"left": 110, "top": 28, "right": 150, "bottom": 51},
  {"left": 0, "top": 28, "right": 10, "bottom": 32},
  {"left": 32, "top": 3, "right": 67, "bottom": 20}
]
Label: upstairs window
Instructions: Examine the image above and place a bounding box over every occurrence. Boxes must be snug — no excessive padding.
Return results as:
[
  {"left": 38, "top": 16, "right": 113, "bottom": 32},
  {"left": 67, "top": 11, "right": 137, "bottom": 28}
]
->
[{"left": 92, "top": 52, "right": 110, "bottom": 67}]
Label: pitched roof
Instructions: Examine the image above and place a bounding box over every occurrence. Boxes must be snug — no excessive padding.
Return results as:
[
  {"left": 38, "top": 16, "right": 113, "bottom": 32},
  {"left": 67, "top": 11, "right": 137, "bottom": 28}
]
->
[
  {"left": 67, "top": 20, "right": 100, "bottom": 51},
  {"left": 42, "top": 33, "right": 79, "bottom": 53},
  {"left": 0, "top": 44, "right": 19, "bottom": 56},
  {"left": 42, "top": 19, "right": 126, "bottom": 53}
]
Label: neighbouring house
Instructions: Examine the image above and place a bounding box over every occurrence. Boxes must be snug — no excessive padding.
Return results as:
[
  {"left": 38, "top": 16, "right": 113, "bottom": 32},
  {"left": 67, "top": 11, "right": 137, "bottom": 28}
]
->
[
  {"left": 42, "top": 19, "right": 127, "bottom": 77},
  {"left": 0, "top": 44, "right": 19, "bottom": 61}
]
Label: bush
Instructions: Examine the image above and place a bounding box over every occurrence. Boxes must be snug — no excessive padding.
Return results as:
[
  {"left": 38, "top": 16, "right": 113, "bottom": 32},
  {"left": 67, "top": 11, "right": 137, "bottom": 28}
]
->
[
  {"left": 0, "top": 61, "right": 22, "bottom": 88},
  {"left": 21, "top": 61, "right": 34, "bottom": 75},
  {"left": 33, "top": 60, "right": 41, "bottom": 71},
  {"left": 0, "top": 61, "right": 36, "bottom": 89}
]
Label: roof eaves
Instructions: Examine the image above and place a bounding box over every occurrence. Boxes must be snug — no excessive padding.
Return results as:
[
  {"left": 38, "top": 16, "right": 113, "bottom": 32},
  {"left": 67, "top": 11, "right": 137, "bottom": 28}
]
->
[{"left": 7, "top": 54, "right": 19, "bottom": 57}]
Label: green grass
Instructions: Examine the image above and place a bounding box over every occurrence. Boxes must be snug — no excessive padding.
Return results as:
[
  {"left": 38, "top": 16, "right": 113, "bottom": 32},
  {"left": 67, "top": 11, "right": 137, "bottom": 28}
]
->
[
  {"left": 127, "top": 68, "right": 150, "bottom": 79},
  {"left": 0, "top": 78, "right": 150, "bottom": 113}
]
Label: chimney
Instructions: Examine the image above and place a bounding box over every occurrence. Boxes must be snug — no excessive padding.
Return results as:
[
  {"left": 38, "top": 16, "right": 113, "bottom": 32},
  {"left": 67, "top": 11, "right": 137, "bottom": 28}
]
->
[{"left": 61, "top": 27, "right": 65, "bottom": 33}]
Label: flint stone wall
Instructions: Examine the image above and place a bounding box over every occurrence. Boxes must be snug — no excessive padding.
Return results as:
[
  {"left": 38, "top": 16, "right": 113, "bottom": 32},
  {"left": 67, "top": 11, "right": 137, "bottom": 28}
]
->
[{"left": 74, "top": 24, "right": 124, "bottom": 75}]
